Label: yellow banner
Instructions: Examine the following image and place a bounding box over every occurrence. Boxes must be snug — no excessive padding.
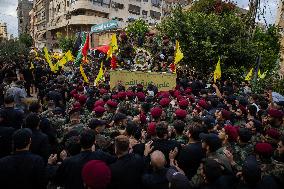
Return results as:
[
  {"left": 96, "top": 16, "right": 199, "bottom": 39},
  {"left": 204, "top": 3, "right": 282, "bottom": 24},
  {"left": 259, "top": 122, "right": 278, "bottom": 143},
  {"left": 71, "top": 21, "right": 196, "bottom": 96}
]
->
[{"left": 109, "top": 70, "right": 177, "bottom": 91}]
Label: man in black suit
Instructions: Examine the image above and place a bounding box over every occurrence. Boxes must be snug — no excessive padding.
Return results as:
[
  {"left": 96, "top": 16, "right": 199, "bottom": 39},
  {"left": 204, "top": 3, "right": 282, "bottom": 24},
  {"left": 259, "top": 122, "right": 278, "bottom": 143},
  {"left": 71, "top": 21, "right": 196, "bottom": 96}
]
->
[
  {"left": 0, "top": 128, "right": 46, "bottom": 189},
  {"left": 48, "top": 129, "right": 116, "bottom": 189},
  {"left": 25, "top": 113, "right": 50, "bottom": 163},
  {"left": 109, "top": 135, "right": 145, "bottom": 189}
]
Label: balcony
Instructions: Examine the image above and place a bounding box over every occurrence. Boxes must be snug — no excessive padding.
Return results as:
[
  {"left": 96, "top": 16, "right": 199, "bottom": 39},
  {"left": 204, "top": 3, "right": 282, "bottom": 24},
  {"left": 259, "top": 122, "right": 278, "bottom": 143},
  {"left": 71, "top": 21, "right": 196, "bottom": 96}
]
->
[
  {"left": 47, "top": 15, "right": 109, "bottom": 31},
  {"left": 70, "top": 1, "right": 110, "bottom": 14}
]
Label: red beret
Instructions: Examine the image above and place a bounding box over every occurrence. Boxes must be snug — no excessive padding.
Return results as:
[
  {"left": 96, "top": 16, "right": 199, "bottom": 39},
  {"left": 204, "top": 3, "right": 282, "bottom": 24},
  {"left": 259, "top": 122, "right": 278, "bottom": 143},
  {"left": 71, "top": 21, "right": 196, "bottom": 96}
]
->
[
  {"left": 224, "top": 125, "right": 238, "bottom": 142},
  {"left": 137, "top": 84, "right": 143, "bottom": 90},
  {"left": 198, "top": 99, "right": 208, "bottom": 109},
  {"left": 106, "top": 100, "right": 118, "bottom": 108},
  {"left": 221, "top": 110, "right": 232, "bottom": 120},
  {"left": 179, "top": 99, "right": 189, "bottom": 108},
  {"left": 268, "top": 109, "right": 284, "bottom": 118},
  {"left": 94, "top": 100, "right": 105, "bottom": 108},
  {"left": 239, "top": 105, "right": 247, "bottom": 115},
  {"left": 147, "top": 122, "right": 156, "bottom": 136},
  {"left": 265, "top": 128, "right": 281, "bottom": 140},
  {"left": 99, "top": 88, "right": 108, "bottom": 95},
  {"left": 136, "top": 92, "right": 146, "bottom": 102},
  {"left": 159, "top": 91, "right": 170, "bottom": 98},
  {"left": 93, "top": 106, "right": 106, "bottom": 114},
  {"left": 112, "top": 94, "right": 118, "bottom": 100},
  {"left": 140, "top": 113, "right": 147, "bottom": 124},
  {"left": 126, "top": 91, "right": 135, "bottom": 98},
  {"left": 72, "top": 102, "right": 81, "bottom": 112},
  {"left": 74, "top": 94, "right": 80, "bottom": 101},
  {"left": 255, "top": 142, "right": 273, "bottom": 157},
  {"left": 175, "top": 109, "right": 187, "bottom": 119},
  {"left": 159, "top": 98, "right": 171, "bottom": 107},
  {"left": 70, "top": 89, "right": 78, "bottom": 97},
  {"left": 78, "top": 95, "right": 87, "bottom": 105},
  {"left": 117, "top": 91, "right": 127, "bottom": 100},
  {"left": 187, "top": 95, "right": 195, "bottom": 103},
  {"left": 185, "top": 88, "right": 192, "bottom": 94},
  {"left": 151, "top": 107, "right": 163, "bottom": 118},
  {"left": 173, "top": 90, "right": 181, "bottom": 98},
  {"left": 82, "top": 160, "right": 111, "bottom": 189},
  {"left": 177, "top": 95, "right": 185, "bottom": 102}
]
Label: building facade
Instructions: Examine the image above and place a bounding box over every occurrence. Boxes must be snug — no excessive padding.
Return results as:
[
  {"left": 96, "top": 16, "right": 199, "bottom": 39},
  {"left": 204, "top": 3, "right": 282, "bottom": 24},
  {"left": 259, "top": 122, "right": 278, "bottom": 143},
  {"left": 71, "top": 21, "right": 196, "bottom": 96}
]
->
[
  {"left": 0, "top": 22, "right": 8, "bottom": 40},
  {"left": 46, "top": 0, "right": 190, "bottom": 48},
  {"left": 32, "top": 0, "right": 50, "bottom": 48},
  {"left": 276, "top": 0, "right": 284, "bottom": 77},
  {"left": 17, "top": 0, "right": 33, "bottom": 35}
]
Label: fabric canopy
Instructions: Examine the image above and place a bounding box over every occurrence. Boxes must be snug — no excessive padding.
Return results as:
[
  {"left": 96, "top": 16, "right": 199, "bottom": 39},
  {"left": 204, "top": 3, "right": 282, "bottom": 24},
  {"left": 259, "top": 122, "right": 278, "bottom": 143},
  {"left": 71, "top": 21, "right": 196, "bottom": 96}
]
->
[{"left": 93, "top": 45, "right": 110, "bottom": 54}]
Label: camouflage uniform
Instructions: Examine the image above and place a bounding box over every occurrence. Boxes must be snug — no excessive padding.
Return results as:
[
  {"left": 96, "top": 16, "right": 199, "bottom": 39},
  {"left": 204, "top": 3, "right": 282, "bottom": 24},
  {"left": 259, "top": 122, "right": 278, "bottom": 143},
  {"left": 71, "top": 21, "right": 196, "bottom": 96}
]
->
[
  {"left": 232, "top": 143, "right": 254, "bottom": 171},
  {"left": 270, "top": 159, "right": 284, "bottom": 186},
  {"left": 102, "top": 112, "right": 115, "bottom": 123},
  {"left": 173, "top": 135, "right": 188, "bottom": 145}
]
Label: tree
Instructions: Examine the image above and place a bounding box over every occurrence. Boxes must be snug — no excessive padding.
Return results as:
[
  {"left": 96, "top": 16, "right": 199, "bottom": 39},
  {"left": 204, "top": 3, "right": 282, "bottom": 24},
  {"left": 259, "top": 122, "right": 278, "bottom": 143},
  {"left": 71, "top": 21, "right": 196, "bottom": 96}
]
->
[
  {"left": 126, "top": 19, "right": 149, "bottom": 40},
  {"left": 158, "top": 3, "right": 280, "bottom": 80},
  {"left": 56, "top": 32, "right": 75, "bottom": 52},
  {"left": 19, "top": 33, "right": 33, "bottom": 48}
]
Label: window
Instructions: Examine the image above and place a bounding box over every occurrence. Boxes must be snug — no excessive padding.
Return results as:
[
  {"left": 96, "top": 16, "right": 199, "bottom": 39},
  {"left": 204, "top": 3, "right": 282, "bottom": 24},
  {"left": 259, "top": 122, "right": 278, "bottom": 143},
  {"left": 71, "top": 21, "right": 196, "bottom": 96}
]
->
[
  {"left": 143, "top": 0, "right": 148, "bottom": 2},
  {"left": 112, "top": 2, "right": 124, "bottom": 9},
  {"left": 128, "top": 4, "right": 141, "bottom": 15},
  {"left": 151, "top": 0, "right": 160, "bottom": 7},
  {"left": 150, "top": 10, "right": 161, "bottom": 20},
  {"left": 142, "top": 10, "right": 147, "bottom": 16}
]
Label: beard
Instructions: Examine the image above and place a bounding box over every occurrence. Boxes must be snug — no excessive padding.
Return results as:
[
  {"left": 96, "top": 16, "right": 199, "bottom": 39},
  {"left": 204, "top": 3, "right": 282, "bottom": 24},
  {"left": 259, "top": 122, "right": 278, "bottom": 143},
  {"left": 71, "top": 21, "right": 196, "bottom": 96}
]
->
[{"left": 274, "top": 151, "right": 284, "bottom": 163}]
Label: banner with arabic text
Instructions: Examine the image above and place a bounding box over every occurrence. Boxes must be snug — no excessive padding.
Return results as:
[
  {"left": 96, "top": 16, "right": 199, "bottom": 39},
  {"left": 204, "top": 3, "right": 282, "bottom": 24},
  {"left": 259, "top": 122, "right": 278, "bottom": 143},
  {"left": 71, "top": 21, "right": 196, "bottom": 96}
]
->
[{"left": 109, "top": 70, "right": 176, "bottom": 91}]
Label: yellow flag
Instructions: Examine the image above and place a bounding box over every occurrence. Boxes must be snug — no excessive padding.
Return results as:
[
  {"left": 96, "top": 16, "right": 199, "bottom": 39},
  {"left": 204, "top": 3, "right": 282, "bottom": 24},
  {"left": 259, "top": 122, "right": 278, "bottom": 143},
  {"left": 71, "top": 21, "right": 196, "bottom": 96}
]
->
[
  {"left": 213, "top": 57, "right": 221, "bottom": 83},
  {"left": 258, "top": 70, "right": 267, "bottom": 79},
  {"left": 80, "top": 64, "right": 89, "bottom": 83},
  {"left": 245, "top": 68, "right": 253, "bottom": 81},
  {"left": 65, "top": 50, "right": 74, "bottom": 61},
  {"left": 94, "top": 62, "right": 104, "bottom": 86},
  {"left": 107, "top": 34, "right": 118, "bottom": 58},
  {"left": 44, "top": 47, "right": 55, "bottom": 72},
  {"left": 174, "top": 40, "right": 184, "bottom": 64},
  {"left": 58, "top": 51, "right": 73, "bottom": 67}
]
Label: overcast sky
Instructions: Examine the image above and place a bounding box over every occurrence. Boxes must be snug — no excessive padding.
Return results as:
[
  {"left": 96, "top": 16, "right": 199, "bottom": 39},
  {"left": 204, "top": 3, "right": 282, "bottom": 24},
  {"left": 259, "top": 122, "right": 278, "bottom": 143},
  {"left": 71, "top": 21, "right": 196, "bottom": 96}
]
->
[{"left": 0, "top": 0, "right": 280, "bottom": 37}]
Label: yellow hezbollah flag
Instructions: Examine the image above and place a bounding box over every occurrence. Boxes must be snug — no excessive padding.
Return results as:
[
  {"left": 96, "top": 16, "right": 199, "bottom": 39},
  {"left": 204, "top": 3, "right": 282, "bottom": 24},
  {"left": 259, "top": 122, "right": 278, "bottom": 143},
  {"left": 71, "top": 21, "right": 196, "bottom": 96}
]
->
[
  {"left": 80, "top": 64, "right": 89, "bottom": 83},
  {"left": 58, "top": 50, "right": 73, "bottom": 67},
  {"left": 174, "top": 40, "right": 184, "bottom": 64},
  {"left": 30, "top": 62, "right": 34, "bottom": 70},
  {"left": 245, "top": 68, "right": 253, "bottom": 81},
  {"left": 258, "top": 70, "right": 267, "bottom": 79},
  {"left": 94, "top": 62, "right": 104, "bottom": 86},
  {"left": 213, "top": 57, "right": 221, "bottom": 83},
  {"left": 44, "top": 47, "right": 55, "bottom": 72},
  {"left": 107, "top": 34, "right": 118, "bottom": 58}
]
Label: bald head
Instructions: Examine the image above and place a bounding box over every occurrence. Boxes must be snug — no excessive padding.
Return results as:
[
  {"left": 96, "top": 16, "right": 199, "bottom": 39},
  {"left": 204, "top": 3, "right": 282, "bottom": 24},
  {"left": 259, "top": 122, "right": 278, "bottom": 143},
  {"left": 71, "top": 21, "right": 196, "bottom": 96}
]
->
[{"left": 151, "top": 150, "right": 166, "bottom": 169}]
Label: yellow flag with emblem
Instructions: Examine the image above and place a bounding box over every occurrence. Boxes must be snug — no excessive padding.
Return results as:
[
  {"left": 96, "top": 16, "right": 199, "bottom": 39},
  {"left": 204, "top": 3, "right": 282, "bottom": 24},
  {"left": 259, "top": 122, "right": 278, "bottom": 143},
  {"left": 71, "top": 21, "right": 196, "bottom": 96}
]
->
[
  {"left": 213, "top": 57, "right": 221, "bottom": 83},
  {"left": 94, "top": 62, "right": 104, "bottom": 86},
  {"left": 245, "top": 68, "right": 253, "bottom": 81},
  {"left": 44, "top": 47, "right": 55, "bottom": 72},
  {"left": 80, "top": 64, "right": 89, "bottom": 83},
  {"left": 174, "top": 40, "right": 184, "bottom": 64},
  {"left": 107, "top": 34, "right": 118, "bottom": 58},
  {"left": 258, "top": 70, "right": 267, "bottom": 79}
]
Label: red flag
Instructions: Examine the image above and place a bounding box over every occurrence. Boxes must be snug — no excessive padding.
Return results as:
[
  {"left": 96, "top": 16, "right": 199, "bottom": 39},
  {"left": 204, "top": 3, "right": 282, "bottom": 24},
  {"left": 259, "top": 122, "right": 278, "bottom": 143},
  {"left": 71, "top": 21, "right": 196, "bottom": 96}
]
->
[
  {"left": 111, "top": 55, "right": 117, "bottom": 70},
  {"left": 82, "top": 33, "right": 89, "bottom": 60}
]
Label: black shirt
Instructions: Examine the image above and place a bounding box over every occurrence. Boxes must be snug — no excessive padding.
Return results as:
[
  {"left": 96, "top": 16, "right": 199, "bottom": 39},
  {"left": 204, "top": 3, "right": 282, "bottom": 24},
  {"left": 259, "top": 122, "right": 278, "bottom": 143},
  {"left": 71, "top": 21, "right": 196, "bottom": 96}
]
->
[
  {"left": 109, "top": 153, "right": 145, "bottom": 189},
  {"left": 142, "top": 168, "right": 169, "bottom": 189},
  {"left": 177, "top": 142, "right": 205, "bottom": 180},
  {"left": 0, "top": 151, "right": 46, "bottom": 189},
  {"left": 54, "top": 150, "right": 116, "bottom": 189},
  {"left": 0, "top": 107, "right": 24, "bottom": 130}
]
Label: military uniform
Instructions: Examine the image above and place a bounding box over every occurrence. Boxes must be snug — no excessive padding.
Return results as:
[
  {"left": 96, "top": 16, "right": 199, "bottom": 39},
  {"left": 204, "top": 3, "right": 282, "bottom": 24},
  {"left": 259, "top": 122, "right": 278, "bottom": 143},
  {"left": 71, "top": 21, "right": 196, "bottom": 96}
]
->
[
  {"left": 173, "top": 135, "right": 188, "bottom": 145},
  {"left": 232, "top": 143, "right": 254, "bottom": 171}
]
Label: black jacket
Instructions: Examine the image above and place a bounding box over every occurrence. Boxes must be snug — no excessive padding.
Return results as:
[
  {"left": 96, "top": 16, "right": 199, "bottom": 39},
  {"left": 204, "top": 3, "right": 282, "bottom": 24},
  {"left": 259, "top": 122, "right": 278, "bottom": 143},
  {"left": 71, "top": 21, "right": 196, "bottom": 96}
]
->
[
  {"left": 0, "top": 126, "right": 15, "bottom": 158},
  {"left": 30, "top": 129, "right": 50, "bottom": 163},
  {"left": 0, "top": 107, "right": 24, "bottom": 129},
  {"left": 142, "top": 168, "right": 169, "bottom": 189},
  {"left": 0, "top": 151, "right": 46, "bottom": 189},
  {"left": 109, "top": 153, "right": 145, "bottom": 189},
  {"left": 53, "top": 150, "right": 116, "bottom": 189},
  {"left": 177, "top": 142, "right": 205, "bottom": 179}
]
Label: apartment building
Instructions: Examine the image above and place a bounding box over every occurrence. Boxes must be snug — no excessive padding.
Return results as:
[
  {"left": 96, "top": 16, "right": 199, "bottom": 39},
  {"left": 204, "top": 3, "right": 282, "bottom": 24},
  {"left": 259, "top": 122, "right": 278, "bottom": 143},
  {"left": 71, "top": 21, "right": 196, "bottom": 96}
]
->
[
  {"left": 0, "top": 22, "right": 8, "bottom": 40},
  {"left": 17, "top": 0, "right": 33, "bottom": 35}
]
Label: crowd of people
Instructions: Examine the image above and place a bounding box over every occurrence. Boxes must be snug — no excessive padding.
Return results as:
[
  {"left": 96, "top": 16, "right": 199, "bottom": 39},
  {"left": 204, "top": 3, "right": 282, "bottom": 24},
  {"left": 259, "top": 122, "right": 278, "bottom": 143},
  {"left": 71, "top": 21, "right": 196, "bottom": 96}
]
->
[{"left": 0, "top": 41, "right": 284, "bottom": 189}]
